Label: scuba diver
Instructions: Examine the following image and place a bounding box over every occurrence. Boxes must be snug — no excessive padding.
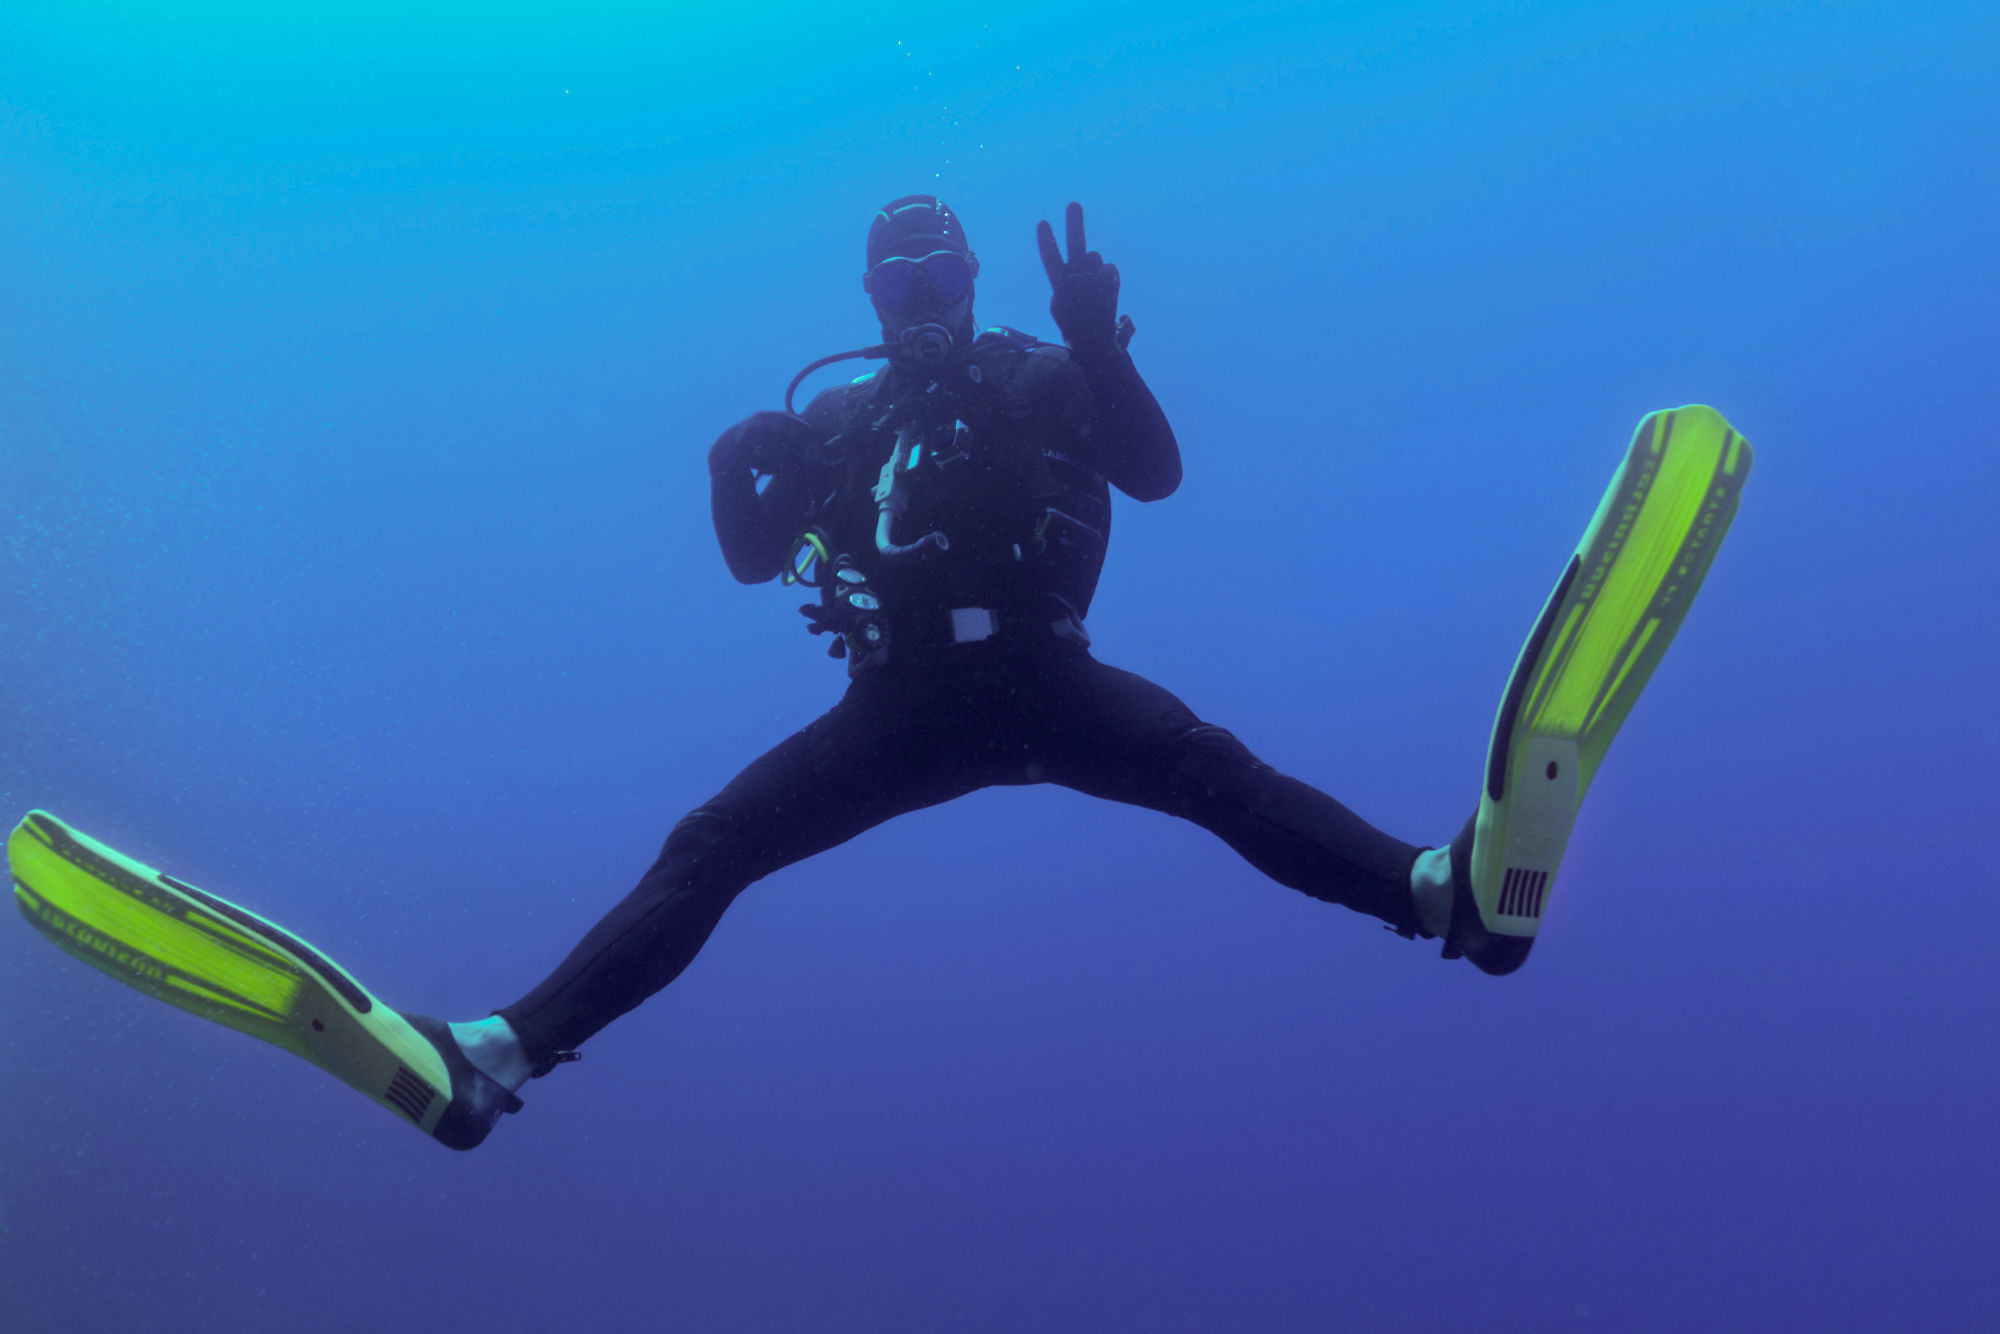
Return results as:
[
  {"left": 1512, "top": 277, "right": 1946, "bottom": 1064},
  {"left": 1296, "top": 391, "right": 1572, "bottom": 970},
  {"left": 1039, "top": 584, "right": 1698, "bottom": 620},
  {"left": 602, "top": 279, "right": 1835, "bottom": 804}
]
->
[{"left": 8, "top": 196, "right": 1752, "bottom": 1151}]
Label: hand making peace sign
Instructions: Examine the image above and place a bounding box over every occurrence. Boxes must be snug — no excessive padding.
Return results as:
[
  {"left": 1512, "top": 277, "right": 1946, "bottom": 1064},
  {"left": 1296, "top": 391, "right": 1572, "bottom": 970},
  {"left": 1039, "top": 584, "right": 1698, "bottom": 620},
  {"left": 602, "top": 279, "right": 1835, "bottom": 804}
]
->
[{"left": 1036, "top": 201, "right": 1133, "bottom": 359}]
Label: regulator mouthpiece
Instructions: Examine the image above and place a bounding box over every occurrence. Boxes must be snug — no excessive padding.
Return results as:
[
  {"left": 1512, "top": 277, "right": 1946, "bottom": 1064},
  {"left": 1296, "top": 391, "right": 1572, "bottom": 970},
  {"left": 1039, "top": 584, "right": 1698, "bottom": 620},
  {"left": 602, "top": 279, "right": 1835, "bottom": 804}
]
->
[{"left": 899, "top": 324, "right": 954, "bottom": 365}]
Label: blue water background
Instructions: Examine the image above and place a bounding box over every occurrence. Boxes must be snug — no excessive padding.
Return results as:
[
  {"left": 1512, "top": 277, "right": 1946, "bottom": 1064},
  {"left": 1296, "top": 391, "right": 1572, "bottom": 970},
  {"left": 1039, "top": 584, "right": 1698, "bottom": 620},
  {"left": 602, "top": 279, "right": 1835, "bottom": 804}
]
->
[{"left": 4, "top": 3, "right": 1996, "bottom": 1330}]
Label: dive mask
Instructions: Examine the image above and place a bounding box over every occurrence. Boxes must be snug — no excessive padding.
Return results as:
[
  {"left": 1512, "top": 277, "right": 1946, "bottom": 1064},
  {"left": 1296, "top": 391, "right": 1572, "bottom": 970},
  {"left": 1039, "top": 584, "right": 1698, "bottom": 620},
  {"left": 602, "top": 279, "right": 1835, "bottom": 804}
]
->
[{"left": 865, "top": 249, "right": 973, "bottom": 310}]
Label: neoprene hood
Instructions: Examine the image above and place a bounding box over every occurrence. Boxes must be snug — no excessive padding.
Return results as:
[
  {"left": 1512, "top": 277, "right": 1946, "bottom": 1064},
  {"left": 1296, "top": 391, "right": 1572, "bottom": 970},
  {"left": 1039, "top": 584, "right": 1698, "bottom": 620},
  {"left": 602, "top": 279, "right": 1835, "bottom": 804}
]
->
[{"left": 866, "top": 195, "right": 979, "bottom": 363}]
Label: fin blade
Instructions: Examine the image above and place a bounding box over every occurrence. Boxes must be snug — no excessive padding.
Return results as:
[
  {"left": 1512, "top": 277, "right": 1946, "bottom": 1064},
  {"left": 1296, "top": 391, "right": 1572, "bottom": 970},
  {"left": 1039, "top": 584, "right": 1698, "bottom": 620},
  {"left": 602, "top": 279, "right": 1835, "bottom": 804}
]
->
[
  {"left": 1469, "top": 407, "right": 1752, "bottom": 944},
  {"left": 9, "top": 811, "right": 454, "bottom": 1135}
]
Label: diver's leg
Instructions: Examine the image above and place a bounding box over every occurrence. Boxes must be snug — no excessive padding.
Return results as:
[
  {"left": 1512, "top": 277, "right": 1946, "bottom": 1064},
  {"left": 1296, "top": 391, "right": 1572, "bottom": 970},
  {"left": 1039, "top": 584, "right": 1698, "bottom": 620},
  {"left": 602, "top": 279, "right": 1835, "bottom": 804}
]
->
[
  {"left": 495, "top": 680, "right": 986, "bottom": 1076},
  {"left": 1038, "top": 656, "right": 1428, "bottom": 936}
]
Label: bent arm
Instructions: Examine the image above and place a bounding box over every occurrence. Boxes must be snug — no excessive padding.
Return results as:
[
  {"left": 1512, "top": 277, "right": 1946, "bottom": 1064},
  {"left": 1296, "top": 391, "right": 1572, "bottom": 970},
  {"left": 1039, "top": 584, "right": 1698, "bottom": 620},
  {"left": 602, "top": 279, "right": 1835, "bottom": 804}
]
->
[
  {"left": 1072, "top": 347, "right": 1181, "bottom": 502},
  {"left": 708, "top": 420, "right": 815, "bottom": 584}
]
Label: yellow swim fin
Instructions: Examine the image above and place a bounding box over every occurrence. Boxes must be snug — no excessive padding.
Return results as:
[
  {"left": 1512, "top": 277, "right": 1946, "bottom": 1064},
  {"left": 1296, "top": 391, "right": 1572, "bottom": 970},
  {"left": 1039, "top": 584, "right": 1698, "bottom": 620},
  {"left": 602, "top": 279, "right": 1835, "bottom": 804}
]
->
[
  {"left": 1448, "top": 404, "right": 1753, "bottom": 974},
  {"left": 8, "top": 811, "right": 519, "bottom": 1148}
]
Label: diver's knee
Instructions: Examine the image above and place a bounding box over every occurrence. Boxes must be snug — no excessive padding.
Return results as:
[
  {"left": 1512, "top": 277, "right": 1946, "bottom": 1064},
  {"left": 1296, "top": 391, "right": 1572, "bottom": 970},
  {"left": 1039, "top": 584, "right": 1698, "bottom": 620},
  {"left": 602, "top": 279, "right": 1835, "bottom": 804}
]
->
[
  {"left": 660, "top": 804, "right": 742, "bottom": 864},
  {"left": 1168, "top": 721, "right": 1270, "bottom": 786},
  {"left": 640, "top": 805, "right": 757, "bottom": 905}
]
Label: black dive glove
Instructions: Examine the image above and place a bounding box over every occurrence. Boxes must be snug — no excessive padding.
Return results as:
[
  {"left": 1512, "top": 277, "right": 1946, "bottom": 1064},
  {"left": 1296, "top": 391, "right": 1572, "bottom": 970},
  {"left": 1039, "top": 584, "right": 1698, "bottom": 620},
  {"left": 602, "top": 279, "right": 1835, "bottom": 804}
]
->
[
  {"left": 709, "top": 410, "right": 826, "bottom": 479},
  {"left": 1036, "top": 201, "right": 1136, "bottom": 362}
]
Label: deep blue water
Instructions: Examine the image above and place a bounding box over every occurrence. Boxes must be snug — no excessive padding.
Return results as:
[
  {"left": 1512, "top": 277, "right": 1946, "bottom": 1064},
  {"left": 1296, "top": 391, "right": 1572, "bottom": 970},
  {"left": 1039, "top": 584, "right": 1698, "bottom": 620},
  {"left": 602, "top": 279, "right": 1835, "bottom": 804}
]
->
[{"left": 4, "top": 3, "right": 1996, "bottom": 1330}]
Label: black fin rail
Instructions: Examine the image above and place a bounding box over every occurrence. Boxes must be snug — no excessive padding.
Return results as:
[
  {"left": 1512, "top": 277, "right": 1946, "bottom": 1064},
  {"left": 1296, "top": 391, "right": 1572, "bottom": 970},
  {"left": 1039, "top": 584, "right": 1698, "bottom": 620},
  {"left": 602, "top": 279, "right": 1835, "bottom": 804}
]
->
[{"left": 1486, "top": 555, "right": 1581, "bottom": 803}]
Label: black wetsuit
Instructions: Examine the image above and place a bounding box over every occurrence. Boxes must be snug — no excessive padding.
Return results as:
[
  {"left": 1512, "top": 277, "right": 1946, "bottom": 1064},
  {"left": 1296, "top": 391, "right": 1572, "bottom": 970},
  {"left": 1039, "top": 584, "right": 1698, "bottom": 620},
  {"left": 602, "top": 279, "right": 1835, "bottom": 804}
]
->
[{"left": 499, "top": 332, "right": 1423, "bottom": 1067}]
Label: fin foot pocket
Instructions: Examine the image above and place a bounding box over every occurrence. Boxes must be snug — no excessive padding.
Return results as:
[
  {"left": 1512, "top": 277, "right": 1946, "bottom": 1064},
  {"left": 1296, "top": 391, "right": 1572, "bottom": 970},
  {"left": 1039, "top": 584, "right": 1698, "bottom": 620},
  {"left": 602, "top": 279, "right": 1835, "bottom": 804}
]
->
[
  {"left": 1441, "top": 816, "right": 1531, "bottom": 976},
  {"left": 1458, "top": 405, "right": 1752, "bottom": 964},
  {"left": 406, "top": 1014, "right": 525, "bottom": 1151}
]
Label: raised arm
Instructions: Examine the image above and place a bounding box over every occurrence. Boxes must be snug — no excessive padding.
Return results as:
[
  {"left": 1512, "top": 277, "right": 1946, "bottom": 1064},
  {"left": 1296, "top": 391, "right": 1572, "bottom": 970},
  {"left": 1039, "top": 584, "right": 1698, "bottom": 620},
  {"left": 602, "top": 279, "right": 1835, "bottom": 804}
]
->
[
  {"left": 1037, "top": 202, "right": 1181, "bottom": 501},
  {"left": 1070, "top": 343, "right": 1180, "bottom": 502}
]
